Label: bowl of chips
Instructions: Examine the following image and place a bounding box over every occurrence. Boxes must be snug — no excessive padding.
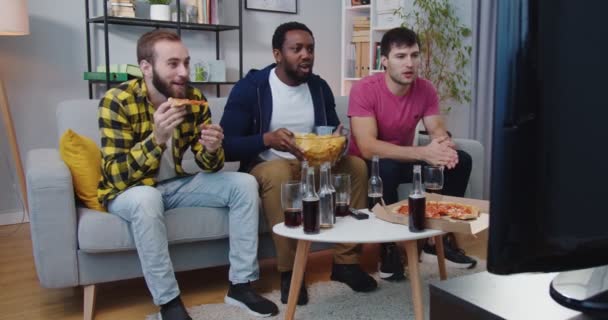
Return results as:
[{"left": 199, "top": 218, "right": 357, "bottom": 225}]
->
[{"left": 295, "top": 126, "right": 349, "bottom": 166}]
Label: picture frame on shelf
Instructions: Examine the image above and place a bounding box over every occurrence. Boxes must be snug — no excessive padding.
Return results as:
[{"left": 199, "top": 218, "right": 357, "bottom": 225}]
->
[{"left": 245, "top": 0, "right": 297, "bottom": 14}]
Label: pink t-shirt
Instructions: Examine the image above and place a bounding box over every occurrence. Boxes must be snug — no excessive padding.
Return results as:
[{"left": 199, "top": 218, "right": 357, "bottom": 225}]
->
[{"left": 347, "top": 72, "right": 439, "bottom": 157}]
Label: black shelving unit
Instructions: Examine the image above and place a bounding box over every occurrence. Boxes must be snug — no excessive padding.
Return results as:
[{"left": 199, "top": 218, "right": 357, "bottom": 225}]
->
[{"left": 85, "top": 0, "right": 243, "bottom": 98}]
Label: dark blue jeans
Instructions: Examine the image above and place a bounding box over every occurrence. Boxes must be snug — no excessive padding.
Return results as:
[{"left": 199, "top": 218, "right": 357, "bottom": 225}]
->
[{"left": 366, "top": 150, "right": 473, "bottom": 204}]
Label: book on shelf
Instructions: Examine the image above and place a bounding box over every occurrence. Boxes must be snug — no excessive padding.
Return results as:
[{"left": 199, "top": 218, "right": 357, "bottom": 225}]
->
[
  {"left": 361, "top": 41, "right": 370, "bottom": 77},
  {"left": 347, "top": 43, "right": 357, "bottom": 78},
  {"left": 196, "top": 0, "right": 220, "bottom": 24},
  {"left": 112, "top": 11, "right": 135, "bottom": 18},
  {"left": 374, "top": 42, "right": 381, "bottom": 70},
  {"left": 83, "top": 72, "right": 130, "bottom": 82},
  {"left": 352, "top": 36, "right": 370, "bottom": 42},
  {"left": 96, "top": 64, "right": 143, "bottom": 78},
  {"left": 110, "top": 2, "right": 135, "bottom": 7}
]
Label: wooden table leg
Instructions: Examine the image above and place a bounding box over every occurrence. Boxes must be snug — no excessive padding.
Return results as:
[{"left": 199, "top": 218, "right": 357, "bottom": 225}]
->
[
  {"left": 434, "top": 235, "right": 447, "bottom": 280},
  {"left": 405, "top": 240, "right": 424, "bottom": 320},
  {"left": 285, "top": 240, "right": 311, "bottom": 320}
]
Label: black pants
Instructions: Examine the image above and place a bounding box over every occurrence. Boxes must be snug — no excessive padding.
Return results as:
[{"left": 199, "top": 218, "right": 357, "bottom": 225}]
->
[{"left": 366, "top": 150, "right": 473, "bottom": 204}]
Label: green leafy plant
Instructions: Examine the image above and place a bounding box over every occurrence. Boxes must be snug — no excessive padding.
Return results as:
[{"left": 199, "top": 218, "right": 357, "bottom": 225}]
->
[
  {"left": 394, "top": 0, "right": 472, "bottom": 113},
  {"left": 147, "top": 0, "right": 172, "bottom": 5}
]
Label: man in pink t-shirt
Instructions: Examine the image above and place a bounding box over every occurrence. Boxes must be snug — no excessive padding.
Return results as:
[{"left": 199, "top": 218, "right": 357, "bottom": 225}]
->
[{"left": 348, "top": 27, "right": 475, "bottom": 281}]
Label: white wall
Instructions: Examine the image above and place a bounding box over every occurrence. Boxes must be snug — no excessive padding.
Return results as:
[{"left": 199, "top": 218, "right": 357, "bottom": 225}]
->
[{"left": 0, "top": 0, "right": 341, "bottom": 214}]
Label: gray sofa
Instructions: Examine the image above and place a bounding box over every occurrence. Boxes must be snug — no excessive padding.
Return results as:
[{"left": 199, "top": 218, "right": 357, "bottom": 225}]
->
[{"left": 26, "top": 96, "right": 484, "bottom": 319}]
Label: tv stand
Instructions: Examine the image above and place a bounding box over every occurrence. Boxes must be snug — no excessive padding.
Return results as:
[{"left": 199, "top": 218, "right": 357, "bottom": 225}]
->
[
  {"left": 550, "top": 266, "right": 608, "bottom": 315},
  {"left": 430, "top": 271, "right": 603, "bottom": 319}
]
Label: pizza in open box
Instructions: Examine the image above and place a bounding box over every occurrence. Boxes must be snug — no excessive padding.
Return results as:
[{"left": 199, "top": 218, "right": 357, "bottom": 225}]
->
[{"left": 392, "top": 201, "right": 480, "bottom": 220}]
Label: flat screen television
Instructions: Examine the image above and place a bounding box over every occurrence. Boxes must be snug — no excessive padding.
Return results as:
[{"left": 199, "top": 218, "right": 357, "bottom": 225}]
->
[{"left": 488, "top": 0, "right": 608, "bottom": 314}]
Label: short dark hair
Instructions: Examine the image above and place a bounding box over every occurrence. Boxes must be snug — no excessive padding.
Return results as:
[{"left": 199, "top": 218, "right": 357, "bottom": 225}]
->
[
  {"left": 137, "top": 30, "right": 181, "bottom": 64},
  {"left": 272, "top": 21, "right": 314, "bottom": 51},
  {"left": 380, "top": 27, "right": 420, "bottom": 57}
]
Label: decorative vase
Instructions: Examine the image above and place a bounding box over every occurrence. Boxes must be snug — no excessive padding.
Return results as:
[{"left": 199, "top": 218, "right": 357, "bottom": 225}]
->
[{"left": 150, "top": 4, "right": 170, "bottom": 21}]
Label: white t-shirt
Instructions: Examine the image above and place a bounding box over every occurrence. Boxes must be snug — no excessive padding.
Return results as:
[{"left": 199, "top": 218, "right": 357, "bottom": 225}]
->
[
  {"left": 157, "top": 138, "right": 175, "bottom": 182},
  {"left": 259, "top": 68, "right": 315, "bottom": 160}
]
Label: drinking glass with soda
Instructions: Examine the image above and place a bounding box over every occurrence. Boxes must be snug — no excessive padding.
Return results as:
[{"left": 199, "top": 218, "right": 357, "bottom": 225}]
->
[
  {"left": 332, "top": 173, "right": 351, "bottom": 217},
  {"left": 423, "top": 165, "right": 444, "bottom": 194},
  {"left": 281, "top": 181, "right": 303, "bottom": 228}
]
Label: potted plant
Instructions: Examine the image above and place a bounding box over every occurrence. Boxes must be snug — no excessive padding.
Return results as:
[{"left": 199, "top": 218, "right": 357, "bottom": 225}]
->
[
  {"left": 394, "top": 0, "right": 472, "bottom": 114},
  {"left": 148, "top": 0, "right": 172, "bottom": 21}
]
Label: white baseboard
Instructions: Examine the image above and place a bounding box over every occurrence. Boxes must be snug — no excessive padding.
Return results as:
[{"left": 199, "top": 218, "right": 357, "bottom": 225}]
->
[{"left": 0, "top": 210, "right": 29, "bottom": 225}]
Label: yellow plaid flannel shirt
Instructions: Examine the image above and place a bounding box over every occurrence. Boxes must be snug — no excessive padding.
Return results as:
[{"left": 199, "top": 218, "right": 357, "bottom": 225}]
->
[{"left": 97, "top": 78, "right": 224, "bottom": 205}]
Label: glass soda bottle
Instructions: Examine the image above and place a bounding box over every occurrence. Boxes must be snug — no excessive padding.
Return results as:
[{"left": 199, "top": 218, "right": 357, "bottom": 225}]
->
[
  {"left": 409, "top": 165, "right": 426, "bottom": 232},
  {"left": 368, "top": 155, "right": 383, "bottom": 210},
  {"left": 302, "top": 167, "right": 320, "bottom": 234},
  {"left": 319, "top": 163, "right": 335, "bottom": 228}
]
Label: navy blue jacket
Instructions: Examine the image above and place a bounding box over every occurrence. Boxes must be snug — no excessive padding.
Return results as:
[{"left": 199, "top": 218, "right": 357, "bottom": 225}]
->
[{"left": 220, "top": 63, "right": 340, "bottom": 171}]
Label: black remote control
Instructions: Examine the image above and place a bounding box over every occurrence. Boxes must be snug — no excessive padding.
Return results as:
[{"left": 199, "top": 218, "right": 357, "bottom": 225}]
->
[{"left": 349, "top": 208, "right": 369, "bottom": 220}]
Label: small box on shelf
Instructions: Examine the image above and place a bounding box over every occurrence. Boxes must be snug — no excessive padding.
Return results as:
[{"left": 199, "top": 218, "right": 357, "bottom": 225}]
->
[{"left": 191, "top": 60, "right": 226, "bottom": 82}]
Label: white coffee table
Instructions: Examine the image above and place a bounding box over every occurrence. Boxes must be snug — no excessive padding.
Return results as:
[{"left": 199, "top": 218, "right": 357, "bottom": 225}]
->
[{"left": 273, "top": 210, "right": 448, "bottom": 320}]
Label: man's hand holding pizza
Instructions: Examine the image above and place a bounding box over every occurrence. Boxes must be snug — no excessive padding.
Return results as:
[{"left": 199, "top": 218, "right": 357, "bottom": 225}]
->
[{"left": 153, "top": 100, "right": 187, "bottom": 145}]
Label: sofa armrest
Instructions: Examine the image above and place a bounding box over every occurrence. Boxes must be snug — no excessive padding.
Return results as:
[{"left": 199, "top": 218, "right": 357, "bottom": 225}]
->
[
  {"left": 26, "top": 148, "right": 79, "bottom": 288},
  {"left": 453, "top": 138, "right": 485, "bottom": 199},
  {"left": 417, "top": 136, "right": 485, "bottom": 199}
]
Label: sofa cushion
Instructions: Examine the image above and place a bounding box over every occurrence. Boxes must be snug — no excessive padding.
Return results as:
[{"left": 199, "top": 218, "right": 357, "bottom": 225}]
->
[
  {"left": 59, "top": 129, "right": 105, "bottom": 211},
  {"left": 78, "top": 206, "right": 271, "bottom": 253},
  {"left": 78, "top": 207, "right": 230, "bottom": 253}
]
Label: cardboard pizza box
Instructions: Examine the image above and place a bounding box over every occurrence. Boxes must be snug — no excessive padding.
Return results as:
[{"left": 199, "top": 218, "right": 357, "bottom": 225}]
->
[{"left": 372, "top": 193, "right": 490, "bottom": 235}]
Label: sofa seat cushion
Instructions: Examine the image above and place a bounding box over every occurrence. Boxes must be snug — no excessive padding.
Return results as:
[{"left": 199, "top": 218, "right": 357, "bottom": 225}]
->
[
  {"left": 78, "top": 207, "right": 232, "bottom": 253},
  {"left": 78, "top": 205, "right": 271, "bottom": 253}
]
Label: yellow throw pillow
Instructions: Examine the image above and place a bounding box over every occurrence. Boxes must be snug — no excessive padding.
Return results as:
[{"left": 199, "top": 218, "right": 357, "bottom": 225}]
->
[{"left": 59, "top": 129, "right": 106, "bottom": 212}]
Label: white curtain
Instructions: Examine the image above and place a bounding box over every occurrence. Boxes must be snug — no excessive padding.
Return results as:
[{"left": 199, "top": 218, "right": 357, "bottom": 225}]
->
[{"left": 470, "top": 0, "right": 497, "bottom": 199}]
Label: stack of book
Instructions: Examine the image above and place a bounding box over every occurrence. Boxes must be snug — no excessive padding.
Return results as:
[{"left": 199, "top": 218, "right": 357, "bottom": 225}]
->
[
  {"left": 111, "top": 0, "right": 136, "bottom": 18},
  {"left": 83, "top": 64, "right": 142, "bottom": 82},
  {"left": 351, "top": 16, "right": 370, "bottom": 77}
]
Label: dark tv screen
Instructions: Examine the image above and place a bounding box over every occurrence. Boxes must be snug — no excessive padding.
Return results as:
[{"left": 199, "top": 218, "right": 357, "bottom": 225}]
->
[{"left": 488, "top": 0, "right": 608, "bottom": 275}]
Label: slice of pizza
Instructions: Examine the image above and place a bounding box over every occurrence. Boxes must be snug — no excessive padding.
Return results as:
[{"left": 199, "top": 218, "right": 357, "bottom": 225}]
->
[
  {"left": 439, "top": 202, "right": 480, "bottom": 220},
  {"left": 391, "top": 203, "right": 441, "bottom": 219},
  {"left": 168, "top": 97, "right": 208, "bottom": 108},
  {"left": 392, "top": 204, "right": 409, "bottom": 215}
]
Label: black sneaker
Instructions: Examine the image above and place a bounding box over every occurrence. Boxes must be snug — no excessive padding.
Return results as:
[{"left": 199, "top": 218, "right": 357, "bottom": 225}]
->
[
  {"left": 330, "top": 263, "right": 378, "bottom": 292},
  {"left": 421, "top": 234, "right": 477, "bottom": 269},
  {"left": 280, "top": 271, "right": 309, "bottom": 305},
  {"left": 378, "top": 242, "right": 405, "bottom": 281},
  {"left": 224, "top": 282, "right": 279, "bottom": 317},
  {"left": 160, "top": 296, "right": 192, "bottom": 320}
]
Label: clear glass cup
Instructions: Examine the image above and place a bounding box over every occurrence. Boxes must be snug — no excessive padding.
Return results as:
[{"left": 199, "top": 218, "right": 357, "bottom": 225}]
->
[
  {"left": 281, "top": 181, "right": 303, "bottom": 227},
  {"left": 423, "top": 165, "right": 444, "bottom": 194},
  {"left": 332, "top": 173, "right": 351, "bottom": 217}
]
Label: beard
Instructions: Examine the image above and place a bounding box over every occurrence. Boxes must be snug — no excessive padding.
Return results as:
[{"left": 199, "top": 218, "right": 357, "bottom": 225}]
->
[
  {"left": 152, "top": 68, "right": 187, "bottom": 98},
  {"left": 284, "top": 64, "right": 312, "bottom": 84}
]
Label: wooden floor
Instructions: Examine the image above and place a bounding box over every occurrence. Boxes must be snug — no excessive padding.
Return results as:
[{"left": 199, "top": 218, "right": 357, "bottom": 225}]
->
[{"left": 0, "top": 223, "right": 487, "bottom": 320}]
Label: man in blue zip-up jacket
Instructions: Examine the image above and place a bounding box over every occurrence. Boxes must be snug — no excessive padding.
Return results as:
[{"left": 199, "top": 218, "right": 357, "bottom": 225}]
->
[{"left": 220, "top": 22, "right": 377, "bottom": 306}]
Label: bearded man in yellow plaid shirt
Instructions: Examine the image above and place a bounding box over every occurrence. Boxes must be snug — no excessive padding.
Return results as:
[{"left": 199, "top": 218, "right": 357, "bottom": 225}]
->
[{"left": 97, "top": 30, "right": 278, "bottom": 320}]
